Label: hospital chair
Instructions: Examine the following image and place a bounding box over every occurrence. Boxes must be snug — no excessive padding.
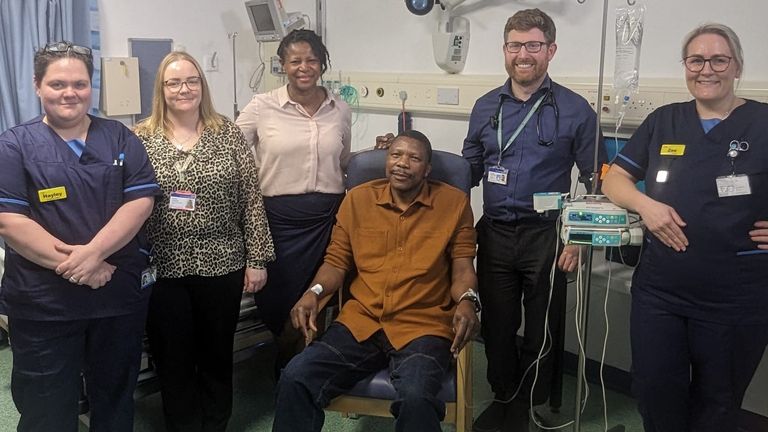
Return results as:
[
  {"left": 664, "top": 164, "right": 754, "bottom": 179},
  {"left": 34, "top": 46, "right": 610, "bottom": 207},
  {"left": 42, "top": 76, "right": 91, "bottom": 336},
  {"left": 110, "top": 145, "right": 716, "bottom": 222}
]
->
[{"left": 320, "top": 148, "right": 474, "bottom": 432}]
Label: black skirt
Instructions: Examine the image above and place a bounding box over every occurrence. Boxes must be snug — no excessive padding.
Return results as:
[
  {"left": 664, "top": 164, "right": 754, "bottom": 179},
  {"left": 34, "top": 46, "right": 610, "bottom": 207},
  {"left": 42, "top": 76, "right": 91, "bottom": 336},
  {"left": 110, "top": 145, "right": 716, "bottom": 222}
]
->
[{"left": 255, "top": 192, "right": 344, "bottom": 334}]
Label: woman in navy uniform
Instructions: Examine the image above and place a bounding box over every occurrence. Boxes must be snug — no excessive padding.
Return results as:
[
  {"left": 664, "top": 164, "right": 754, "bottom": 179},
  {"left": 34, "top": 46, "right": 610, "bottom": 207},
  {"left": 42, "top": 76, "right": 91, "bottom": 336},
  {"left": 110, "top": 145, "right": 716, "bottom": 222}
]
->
[
  {"left": 603, "top": 24, "right": 768, "bottom": 432},
  {"left": 0, "top": 42, "right": 159, "bottom": 431}
]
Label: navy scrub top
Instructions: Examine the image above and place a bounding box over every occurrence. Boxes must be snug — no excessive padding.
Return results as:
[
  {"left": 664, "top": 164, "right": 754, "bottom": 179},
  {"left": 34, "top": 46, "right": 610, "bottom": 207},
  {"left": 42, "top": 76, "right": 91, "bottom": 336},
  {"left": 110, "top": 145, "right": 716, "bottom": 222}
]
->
[
  {"left": 0, "top": 115, "right": 160, "bottom": 320},
  {"left": 614, "top": 100, "right": 768, "bottom": 325}
]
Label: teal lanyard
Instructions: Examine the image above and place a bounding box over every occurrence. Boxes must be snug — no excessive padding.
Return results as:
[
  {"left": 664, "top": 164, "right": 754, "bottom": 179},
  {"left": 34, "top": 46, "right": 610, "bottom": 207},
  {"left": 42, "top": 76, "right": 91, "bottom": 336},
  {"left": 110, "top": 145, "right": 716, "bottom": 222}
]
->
[{"left": 496, "top": 94, "right": 546, "bottom": 165}]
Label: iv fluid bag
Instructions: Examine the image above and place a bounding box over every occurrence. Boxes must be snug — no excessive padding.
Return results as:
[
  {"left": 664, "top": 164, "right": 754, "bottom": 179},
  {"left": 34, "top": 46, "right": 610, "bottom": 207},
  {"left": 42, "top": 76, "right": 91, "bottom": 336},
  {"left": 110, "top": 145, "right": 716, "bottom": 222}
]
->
[{"left": 614, "top": 4, "right": 646, "bottom": 103}]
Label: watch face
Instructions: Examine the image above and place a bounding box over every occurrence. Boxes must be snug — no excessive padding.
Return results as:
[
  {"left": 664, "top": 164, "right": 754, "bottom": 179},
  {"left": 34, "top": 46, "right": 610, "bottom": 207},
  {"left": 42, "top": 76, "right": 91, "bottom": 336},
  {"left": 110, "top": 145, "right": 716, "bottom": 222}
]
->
[{"left": 310, "top": 284, "right": 323, "bottom": 295}]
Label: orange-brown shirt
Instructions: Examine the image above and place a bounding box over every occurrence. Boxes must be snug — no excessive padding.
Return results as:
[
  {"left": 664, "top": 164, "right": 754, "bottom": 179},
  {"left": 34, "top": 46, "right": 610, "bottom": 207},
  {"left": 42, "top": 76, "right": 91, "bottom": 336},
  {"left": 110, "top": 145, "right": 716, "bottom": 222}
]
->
[{"left": 328, "top": 179, "right": 476, "bottom": 350}]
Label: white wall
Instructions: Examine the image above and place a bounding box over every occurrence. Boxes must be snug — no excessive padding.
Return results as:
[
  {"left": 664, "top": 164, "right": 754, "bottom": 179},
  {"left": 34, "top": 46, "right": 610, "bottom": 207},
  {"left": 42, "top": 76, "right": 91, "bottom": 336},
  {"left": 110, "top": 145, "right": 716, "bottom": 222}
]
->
[{"left": 98, "top": 0, "right": 768, "bottom": 416}]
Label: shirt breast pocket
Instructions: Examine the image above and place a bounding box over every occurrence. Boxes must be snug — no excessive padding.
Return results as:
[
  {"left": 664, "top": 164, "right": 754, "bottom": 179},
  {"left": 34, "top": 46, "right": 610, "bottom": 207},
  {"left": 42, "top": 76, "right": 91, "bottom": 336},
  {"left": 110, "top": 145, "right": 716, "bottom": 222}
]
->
[
  {"left": 408, "top": 230, "right": 449, "bottom": 271},
  {"left": 103, "top": 164, "right": 124, "bottom": 215},
  {"left": 352, "top": 228, "right": 388, "bottom": 271}
]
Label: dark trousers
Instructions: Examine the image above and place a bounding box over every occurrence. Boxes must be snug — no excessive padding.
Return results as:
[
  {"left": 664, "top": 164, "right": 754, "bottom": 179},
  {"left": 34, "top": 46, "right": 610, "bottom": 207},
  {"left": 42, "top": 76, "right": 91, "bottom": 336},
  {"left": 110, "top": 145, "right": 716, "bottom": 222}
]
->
[
  {"left": 9, "top": 312, "right": 146, "bottom": 432},
  {"left": 273, "top": 322, "right": 452, "bottom": 432},
  {"left": 631, "top": 296, "right": 768, "bottom": 432},
  {"left": 476, "top": 216, "right": 566, "bottom": 405},
  {"left": 146, "top": 269, "right": 244, "bottom": 432}
]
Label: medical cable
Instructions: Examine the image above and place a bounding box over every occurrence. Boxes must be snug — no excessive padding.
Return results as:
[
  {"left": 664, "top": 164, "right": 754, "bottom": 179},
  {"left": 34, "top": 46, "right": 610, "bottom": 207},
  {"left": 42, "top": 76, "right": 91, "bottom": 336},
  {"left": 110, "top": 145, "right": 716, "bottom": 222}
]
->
[
  {"left": 338, "top": 84, "right": 360, "bottom": 126},
  {"left": 599, "top": 249, "right": 614, "bottom": 432},
  {"left": 529, "top": 217, "right": 578, "bottom": 431},
  {"left": 249, "top": 42, "right": 266, "bottom": 92},
  {"left": 465, "top": 213, "right": 561, "bottom": 414},
  {"left": 574, "top": 248, "right": 590, "bottom": 411}
]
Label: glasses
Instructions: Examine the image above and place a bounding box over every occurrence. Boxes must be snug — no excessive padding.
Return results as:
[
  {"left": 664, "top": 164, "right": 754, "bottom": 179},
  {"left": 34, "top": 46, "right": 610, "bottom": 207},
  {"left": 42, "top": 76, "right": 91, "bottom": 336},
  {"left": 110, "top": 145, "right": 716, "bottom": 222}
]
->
[
  {"left": 504, "top": 41, "right": 548, "bottom": 53},
  {"left": 44, "top": 42, "right": 92, "bottom": 57},
  {"left": 164, "top": 77, "right": 202, "bottom": 92},
  {"left": 683, "top": 55, "right": 732, "bottom": 73}
]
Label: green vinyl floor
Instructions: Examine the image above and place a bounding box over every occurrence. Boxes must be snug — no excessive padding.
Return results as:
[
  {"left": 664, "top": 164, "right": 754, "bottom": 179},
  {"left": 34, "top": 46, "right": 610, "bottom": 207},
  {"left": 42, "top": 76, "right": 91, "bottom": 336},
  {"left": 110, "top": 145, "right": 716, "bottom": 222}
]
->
[{"left": 0, "top": 341, "right": 643, "bottom": 431}]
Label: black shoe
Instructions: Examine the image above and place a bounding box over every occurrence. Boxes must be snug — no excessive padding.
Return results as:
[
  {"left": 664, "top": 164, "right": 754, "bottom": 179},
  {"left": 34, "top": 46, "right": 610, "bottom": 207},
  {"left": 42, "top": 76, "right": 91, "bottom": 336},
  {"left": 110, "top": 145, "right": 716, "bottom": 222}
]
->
[
  {"left": 473, "top": 401, "right": 508, "bottom": 432},
  {"left": 501, "top": 400, "right": 530, "bottom": 432}
]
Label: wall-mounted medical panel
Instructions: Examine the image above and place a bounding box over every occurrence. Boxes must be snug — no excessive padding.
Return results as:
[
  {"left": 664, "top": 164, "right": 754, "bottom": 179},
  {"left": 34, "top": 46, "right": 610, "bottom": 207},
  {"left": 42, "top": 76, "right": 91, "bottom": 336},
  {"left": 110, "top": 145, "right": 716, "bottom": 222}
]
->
[{"left": 263, "top": 70, "right": 768, "bottom": 132}]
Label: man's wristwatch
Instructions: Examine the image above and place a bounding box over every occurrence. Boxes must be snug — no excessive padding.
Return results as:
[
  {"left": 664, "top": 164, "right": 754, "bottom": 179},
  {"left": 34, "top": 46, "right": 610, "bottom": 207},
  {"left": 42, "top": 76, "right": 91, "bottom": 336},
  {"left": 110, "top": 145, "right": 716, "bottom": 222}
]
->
[
  {"left": 458, "top": 289, "right": 482, "bottom": 313},
  {"left": 308, "top": 283, "right": 324, "bottom": 296}
]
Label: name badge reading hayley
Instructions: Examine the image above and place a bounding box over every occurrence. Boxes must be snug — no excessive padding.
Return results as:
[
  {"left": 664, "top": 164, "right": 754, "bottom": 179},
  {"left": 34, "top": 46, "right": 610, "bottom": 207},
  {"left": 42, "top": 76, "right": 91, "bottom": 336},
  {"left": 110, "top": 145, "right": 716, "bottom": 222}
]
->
[
  {"left": 716, "top": 174, "right": 751, "bottom": 197},
  {"left": 488, "top": 166, "right": 509, "bottom": 185},
  {"left": 38, "top": 186, "right": 67, "bottom": 203},
  {"left": 660, "top": 144, "right": 686, "bottom": 156},
  {"left": 169, "top": 191, "right": 197, "bottom": 211}
]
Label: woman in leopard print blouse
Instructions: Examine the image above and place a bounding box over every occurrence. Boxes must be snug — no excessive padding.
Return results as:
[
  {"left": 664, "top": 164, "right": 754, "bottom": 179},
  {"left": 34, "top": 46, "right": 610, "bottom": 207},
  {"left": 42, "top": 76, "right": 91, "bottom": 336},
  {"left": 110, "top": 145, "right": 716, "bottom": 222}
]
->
[{"left": 134, "top": 51, "right": 275, "bottom": 431}]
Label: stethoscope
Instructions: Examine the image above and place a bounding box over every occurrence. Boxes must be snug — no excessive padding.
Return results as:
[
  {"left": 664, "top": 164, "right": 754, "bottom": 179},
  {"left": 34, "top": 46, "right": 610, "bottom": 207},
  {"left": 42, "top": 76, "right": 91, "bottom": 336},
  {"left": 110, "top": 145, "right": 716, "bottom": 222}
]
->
[{"left": 490, "top": 85, "right": 559, "bottom": 147}]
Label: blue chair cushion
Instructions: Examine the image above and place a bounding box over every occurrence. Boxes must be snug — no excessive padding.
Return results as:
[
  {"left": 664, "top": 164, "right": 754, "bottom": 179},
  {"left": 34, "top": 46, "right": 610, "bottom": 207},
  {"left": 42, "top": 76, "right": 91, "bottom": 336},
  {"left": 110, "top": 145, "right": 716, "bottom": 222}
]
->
[{"left": 344, "top": 364, "right": 456, "bottom": 402}]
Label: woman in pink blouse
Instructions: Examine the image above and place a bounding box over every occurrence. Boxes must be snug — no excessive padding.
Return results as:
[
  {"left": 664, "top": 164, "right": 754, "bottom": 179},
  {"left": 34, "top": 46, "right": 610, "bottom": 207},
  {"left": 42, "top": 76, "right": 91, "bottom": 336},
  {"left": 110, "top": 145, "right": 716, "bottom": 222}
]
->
[{"left": 236, "top": 29, "right": 351, "bottom": 374}]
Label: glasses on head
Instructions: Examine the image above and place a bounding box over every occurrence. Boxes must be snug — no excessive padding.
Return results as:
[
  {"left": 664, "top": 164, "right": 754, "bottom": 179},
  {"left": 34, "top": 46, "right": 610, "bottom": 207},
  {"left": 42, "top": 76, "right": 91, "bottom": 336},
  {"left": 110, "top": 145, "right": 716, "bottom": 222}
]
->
[
  {"left": 683, "top": 55, "right": 732, "bottom": 73},
  {"left": 44, "top": 42, "right": 92, "bottom": 57},
  {"left": 163, "top": 77, "right": 202, "bottom": 92},
  {"left": 504, "top": 41, "right": 548, "bottom": 54}
]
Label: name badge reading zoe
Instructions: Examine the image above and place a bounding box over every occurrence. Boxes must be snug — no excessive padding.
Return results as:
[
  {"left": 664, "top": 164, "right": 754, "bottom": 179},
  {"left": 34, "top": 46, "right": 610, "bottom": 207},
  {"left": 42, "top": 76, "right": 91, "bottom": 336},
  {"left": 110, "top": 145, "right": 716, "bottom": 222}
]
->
[
  {"left": 660, "top": 144, "right": 686, "bottom": 156},
  {"left": 169, "top": 191, "right": 196, "bottom": 211},
  {"left": 716, "top": 174, "right": 751, "bottom": 197},
  {"left": 488, "top": 166, "right": 509, "bottom": 185},
  {"left": 38, "top": 186, "right": 67, "bottom": 203}
]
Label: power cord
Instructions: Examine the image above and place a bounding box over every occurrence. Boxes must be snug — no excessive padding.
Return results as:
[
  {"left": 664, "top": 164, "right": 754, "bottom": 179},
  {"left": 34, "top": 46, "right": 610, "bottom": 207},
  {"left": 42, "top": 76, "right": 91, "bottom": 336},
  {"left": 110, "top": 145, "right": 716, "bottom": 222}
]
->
[{"left": 248, "top": 42, "right": 266, "bottom": 92}]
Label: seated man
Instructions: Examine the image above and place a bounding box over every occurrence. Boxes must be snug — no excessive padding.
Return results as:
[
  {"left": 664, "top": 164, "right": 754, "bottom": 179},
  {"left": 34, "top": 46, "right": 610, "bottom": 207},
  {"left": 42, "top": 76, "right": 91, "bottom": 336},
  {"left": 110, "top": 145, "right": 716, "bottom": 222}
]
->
[{"left": 272, "top": 130, "right": 481, "bottom": 432}]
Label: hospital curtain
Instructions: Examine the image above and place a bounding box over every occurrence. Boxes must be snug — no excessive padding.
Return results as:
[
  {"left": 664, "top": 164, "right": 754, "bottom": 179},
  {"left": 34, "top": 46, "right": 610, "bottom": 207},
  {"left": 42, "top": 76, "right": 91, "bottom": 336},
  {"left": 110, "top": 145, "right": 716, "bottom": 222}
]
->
[{"left": 0, "top": 0, "right": 99, "bottom": 132}]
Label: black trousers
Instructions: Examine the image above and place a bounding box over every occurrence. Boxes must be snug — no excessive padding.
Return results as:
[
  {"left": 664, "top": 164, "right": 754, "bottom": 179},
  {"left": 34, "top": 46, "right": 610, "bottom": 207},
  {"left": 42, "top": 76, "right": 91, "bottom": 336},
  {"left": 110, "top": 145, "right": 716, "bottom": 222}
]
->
[
  {"left": 146, "top": 269, "right": 244, "bottom": 432},
  {"left": 631, "top": 296, "right": 768, "bottom": 432},
  {"left": 476, "top": 216, "right": 566, "bottom": 405},
  {"left": 9, "top": 312, "right": 146, "bottom": 432}
]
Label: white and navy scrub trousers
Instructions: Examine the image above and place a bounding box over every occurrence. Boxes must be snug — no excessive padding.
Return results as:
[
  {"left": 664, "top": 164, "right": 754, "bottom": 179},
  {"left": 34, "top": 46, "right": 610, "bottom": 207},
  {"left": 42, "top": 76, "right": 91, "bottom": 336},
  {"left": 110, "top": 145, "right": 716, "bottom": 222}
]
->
[
  {"left": 0, "top": 115, "right": 160, "bottom": 432},
  {"left": 613, "top": 99, "right": 768, "bottom": 432}
]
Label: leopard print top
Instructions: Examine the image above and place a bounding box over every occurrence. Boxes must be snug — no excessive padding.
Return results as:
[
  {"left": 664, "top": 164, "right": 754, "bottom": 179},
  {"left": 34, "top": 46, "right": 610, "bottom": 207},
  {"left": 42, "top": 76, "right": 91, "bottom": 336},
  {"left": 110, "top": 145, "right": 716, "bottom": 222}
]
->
[{"left": 137, "top": 117, "right": 275, "bottom": 278}]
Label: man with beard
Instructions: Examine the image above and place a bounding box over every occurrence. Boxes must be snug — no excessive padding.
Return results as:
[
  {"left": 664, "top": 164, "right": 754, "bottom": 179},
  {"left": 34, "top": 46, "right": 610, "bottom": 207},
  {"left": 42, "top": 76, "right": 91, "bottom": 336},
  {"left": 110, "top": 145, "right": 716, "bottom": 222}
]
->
[{"left": 462, "top": 8, "right": 605, "bottom": 432}]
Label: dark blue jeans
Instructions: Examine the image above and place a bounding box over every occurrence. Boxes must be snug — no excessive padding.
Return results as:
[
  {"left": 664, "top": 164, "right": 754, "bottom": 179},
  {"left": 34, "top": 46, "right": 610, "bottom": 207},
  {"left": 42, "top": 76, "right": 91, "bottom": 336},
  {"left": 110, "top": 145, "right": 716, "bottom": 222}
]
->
[{"left": 272, "top": 322, "right": 452, "bottom": 432}]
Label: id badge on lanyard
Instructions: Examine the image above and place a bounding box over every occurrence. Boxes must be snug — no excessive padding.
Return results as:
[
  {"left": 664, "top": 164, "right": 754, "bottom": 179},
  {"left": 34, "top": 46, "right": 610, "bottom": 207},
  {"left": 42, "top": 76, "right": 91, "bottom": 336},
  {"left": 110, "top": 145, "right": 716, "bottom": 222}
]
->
[
  {"left": 169, "top": 190, "right": 196, "bottom": 211},
  {"left": 487, "top": 94, "right": 545, "bottom": 186},
  {"left": 716, "top": 139, "right": 751, "bottom": 197}
]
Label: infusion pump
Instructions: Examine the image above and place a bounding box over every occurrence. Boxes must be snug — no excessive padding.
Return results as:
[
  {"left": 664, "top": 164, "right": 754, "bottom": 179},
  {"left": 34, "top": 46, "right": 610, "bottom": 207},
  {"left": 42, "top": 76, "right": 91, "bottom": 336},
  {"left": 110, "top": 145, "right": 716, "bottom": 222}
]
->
[
  {"left": 562, "top": 197, "right": 643, "bottom": 247},
  {"left": 534, "top": 194, "right": 643, "bottom": 247}
]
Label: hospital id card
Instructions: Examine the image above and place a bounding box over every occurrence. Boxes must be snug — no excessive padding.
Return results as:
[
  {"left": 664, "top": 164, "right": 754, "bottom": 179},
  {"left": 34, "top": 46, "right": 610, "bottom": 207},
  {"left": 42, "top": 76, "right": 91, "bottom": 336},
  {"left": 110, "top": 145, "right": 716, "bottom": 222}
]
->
[
  {"left": 169, "top": 190, "right": 196, "bottom": 211},
  {"left": 716, "top": 174, "right": 751, "bottom": 197},
  {"left": 488, "top": 166, "right": 509, "bottom": 185},
  {"left": 141, "top": 266, "right": 157, "bottom": 290}
]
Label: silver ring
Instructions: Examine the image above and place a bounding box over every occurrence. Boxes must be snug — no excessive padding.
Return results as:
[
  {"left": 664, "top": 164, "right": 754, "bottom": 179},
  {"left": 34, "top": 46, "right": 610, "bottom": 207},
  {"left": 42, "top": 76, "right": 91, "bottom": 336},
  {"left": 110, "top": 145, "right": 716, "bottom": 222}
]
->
[{"left": 69, "top": 276, "right": 78, "bottom": 284}]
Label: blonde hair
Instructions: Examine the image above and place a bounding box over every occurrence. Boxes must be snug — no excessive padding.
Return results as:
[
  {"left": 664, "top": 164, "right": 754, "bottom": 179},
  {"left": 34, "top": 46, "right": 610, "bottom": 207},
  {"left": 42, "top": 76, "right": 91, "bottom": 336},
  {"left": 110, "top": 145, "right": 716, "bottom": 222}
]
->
[
  {"left": 682, "top": 23, "right": 744, "bottom": 76},
  {"left": 135, "top": 51, "right": 224, "bottom": 137}
]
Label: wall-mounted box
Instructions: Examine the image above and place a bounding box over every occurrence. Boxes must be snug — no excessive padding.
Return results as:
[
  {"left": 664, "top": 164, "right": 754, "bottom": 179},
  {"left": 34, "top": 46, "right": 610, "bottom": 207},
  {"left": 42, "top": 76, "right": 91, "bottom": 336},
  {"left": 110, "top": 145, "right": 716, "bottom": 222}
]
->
[{"left": 101, "top": 57, "right": 141, "bottom": 116}]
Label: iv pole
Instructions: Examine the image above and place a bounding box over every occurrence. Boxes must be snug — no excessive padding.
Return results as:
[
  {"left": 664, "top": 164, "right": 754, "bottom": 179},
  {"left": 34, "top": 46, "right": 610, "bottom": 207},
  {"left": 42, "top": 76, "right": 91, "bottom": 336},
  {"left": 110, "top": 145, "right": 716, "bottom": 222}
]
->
[
  {"left": 571, "top": 0, "right": 634, "bottom": 431},
  {"left": 228, "top": 32, "right": 239, "bottom": 119}
]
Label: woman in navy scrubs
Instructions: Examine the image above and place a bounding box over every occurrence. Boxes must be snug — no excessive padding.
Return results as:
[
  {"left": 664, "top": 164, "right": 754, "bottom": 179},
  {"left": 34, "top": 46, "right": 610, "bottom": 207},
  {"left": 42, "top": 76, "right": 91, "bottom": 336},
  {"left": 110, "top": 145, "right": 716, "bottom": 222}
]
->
[
  {"left": 603, "top": 24, "right": 768, "bottom": 432},
  {"left": 0, "top": 42, "right": 159, "bottom": 431}
]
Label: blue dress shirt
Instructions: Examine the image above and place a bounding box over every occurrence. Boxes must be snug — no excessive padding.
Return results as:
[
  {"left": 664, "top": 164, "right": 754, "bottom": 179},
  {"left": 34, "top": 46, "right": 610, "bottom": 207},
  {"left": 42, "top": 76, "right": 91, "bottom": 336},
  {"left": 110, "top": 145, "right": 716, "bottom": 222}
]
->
[{"left": 463, "top": 76, "right": 606, "bottom": 221}]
